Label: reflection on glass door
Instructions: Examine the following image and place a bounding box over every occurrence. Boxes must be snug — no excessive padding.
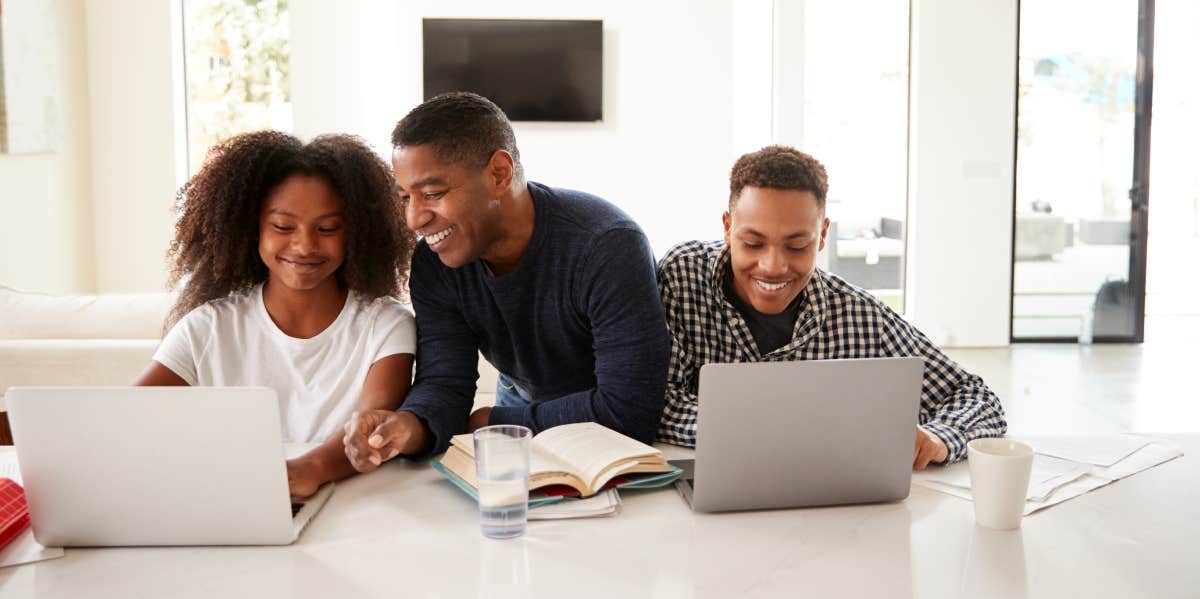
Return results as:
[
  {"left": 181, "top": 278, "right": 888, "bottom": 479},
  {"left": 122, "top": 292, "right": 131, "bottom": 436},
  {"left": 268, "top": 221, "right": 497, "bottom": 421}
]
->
[{"left": 1012, "top": 0, "right": 1150, "bottom": 341}]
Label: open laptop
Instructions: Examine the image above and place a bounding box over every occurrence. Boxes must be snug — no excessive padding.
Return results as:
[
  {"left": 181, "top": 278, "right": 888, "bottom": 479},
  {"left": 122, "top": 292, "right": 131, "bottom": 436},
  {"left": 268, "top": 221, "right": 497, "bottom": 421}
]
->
[
  {"left": 5, "top": 387, "right": 333, "bottom": 546},
  {"left": 674, "top": 357, "right": 924, "bottom": 512}
]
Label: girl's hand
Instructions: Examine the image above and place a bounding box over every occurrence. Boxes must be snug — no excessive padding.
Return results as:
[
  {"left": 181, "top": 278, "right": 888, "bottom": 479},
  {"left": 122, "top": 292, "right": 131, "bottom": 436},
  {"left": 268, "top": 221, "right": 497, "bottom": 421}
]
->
[{"left": 286, "top": 457, "right": 324, "bottom": 499}]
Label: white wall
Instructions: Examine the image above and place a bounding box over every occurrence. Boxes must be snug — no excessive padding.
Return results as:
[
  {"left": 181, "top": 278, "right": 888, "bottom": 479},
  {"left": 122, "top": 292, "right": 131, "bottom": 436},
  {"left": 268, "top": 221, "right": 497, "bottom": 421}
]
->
[
  {"left": 2, "top": 0, "right": 1021, "bottom": 349},
  {"left": 82, "top": 0, "right": 182, "bottom": 293},
  {"left": 290, "top": 0, "right": 737, "bottom": 257},
  {"left": 906, "top": 0, "right": 1017, "bottom": 347},
  {"left": 0, "top": 0, "right": 94, "bottom": 293}
]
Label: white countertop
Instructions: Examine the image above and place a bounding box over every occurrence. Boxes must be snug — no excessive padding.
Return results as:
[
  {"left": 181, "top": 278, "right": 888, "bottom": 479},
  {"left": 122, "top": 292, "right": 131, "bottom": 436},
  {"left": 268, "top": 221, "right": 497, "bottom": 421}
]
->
[{"left": 1, "top": 436, "right": 1197, "bottom": 599}]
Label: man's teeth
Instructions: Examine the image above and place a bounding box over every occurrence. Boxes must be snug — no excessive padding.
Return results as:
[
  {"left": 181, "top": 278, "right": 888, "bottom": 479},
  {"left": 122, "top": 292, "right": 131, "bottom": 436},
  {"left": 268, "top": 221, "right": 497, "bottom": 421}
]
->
[
  {"left": 756, "top": 280, "right": 788, "bottom": 291},
  {"left": 426, "top": 226, "right": 455, "bottom": 244}
]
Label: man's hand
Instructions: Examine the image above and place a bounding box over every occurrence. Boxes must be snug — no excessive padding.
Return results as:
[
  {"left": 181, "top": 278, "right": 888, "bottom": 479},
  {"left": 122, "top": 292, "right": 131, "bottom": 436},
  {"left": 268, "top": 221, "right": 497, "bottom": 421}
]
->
[
  {"left": 913, "top": 427, "right": 949, "bottom": 470},
  {"left": 343, "top": 410, "right": 431, "bottom": 473},
  {"left": 466, "top": 407, "right": 492, "bottom": 433},
  {"left": 286, "top": 457, "right": 324, "bottom": 499}
]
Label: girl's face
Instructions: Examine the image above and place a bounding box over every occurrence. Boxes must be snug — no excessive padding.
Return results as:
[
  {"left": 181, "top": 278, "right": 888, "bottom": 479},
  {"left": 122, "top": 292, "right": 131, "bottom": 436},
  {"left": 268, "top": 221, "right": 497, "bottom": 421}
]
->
[{"left": 258, "top": 174, "right": 347, "bottom": 293}]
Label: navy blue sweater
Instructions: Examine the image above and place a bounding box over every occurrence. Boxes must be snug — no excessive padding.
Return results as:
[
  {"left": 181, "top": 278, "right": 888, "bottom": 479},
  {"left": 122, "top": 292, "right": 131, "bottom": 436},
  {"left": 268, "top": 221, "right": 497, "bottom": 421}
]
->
[{"left": 399, "top": 182, "right": 671, "bottom": 454}]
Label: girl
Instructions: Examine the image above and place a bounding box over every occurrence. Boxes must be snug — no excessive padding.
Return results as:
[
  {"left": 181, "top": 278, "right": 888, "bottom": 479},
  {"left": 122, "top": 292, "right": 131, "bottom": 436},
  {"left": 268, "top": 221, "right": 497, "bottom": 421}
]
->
[{"left": 134, "top": 131, "right": 417, "bottom": 498}]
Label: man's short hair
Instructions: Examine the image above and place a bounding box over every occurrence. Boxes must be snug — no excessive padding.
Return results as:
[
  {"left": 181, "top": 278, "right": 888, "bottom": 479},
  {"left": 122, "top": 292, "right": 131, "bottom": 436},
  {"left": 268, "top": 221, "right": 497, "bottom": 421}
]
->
[
  {"left": 391, "top": 92, "right": 523, "bottom": 178},
  {"left": 729, "top": 145, "right": 828, "bottom": 209}
]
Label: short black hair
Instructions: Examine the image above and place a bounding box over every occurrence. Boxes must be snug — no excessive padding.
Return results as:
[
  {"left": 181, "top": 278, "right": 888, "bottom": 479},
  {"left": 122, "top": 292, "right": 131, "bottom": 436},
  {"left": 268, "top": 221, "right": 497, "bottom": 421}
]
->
[
  {"left": 391, "top": 92, "right": 523, "bottom": 178},
  {"left": 729, "top": 145, "right": 828, "bottom": 209}
]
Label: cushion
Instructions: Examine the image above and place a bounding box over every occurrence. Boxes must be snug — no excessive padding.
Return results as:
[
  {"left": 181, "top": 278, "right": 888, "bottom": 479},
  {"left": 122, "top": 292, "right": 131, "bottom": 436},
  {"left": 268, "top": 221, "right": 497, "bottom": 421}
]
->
[{"left": 0, "top": 285, "right": 173, "bottom": 340}]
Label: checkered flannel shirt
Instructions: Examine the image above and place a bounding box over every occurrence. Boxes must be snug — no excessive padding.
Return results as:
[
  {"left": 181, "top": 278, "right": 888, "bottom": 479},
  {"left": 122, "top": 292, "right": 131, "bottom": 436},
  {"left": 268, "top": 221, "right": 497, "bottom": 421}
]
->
[{"left": 655, "top": 240, "right": 1007, "bottom": 463}]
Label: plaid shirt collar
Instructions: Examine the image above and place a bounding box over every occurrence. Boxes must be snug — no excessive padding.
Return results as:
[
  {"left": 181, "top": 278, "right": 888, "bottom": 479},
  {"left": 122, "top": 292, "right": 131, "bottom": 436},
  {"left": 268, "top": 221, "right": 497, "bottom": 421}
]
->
[{"left": 706, "top": 243, "right": 829, "bottom": 358}]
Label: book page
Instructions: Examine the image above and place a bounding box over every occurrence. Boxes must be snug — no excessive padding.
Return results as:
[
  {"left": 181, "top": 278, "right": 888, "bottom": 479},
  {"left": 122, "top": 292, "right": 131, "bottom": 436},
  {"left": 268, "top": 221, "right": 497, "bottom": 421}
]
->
[
  {"left": 533, "top": 423, "right": 662, "bottom": 490},
  {"left": 448, "top": 433, "right": 570, "bottom": 477}
]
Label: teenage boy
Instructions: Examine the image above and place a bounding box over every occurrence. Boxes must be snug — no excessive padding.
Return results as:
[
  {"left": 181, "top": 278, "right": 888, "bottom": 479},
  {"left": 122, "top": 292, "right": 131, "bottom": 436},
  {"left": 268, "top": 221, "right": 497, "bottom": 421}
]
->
[{"left": 655, "top": 146, "right": 1005, "bottom": 469}]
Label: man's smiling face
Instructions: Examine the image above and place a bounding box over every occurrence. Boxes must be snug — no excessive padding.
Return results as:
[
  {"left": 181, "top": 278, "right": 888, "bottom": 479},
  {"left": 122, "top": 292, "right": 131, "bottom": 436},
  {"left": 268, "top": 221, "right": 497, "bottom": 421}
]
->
[
  {"left": 392, "top": 144, "right": 503, "bottom": 269},
  {"left": 724, "top": 186, "right": 829, "bottom": 314}
]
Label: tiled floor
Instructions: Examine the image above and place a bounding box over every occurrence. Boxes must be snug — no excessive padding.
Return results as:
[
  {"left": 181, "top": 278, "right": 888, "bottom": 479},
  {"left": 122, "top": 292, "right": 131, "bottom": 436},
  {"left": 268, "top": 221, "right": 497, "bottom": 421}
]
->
[{"left": 946, "top": 342, "right": 1200, "bottom": 436}]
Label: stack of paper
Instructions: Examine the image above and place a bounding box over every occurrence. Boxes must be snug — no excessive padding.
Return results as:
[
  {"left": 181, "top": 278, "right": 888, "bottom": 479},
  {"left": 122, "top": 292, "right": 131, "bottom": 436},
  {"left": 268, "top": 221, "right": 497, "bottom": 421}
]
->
[
  {"left": 912, "top": 434, "right": 1184, "bottom": 515},
  {"left": 528, "top": 488, "right": 621, "bottom": 520}
]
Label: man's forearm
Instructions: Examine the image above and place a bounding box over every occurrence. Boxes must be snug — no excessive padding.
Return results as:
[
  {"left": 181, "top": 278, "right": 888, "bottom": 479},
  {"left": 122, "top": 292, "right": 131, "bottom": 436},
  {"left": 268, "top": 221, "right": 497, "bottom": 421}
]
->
[{"left": 399, "top": 385, "right": 473, "bottom": 455}]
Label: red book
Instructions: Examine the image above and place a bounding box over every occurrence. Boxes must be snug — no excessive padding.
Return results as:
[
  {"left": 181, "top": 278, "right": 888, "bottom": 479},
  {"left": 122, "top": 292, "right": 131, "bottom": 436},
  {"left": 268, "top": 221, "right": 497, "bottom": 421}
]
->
[{"left": 0, "top": 478, "right": 31, "bottom": 549}]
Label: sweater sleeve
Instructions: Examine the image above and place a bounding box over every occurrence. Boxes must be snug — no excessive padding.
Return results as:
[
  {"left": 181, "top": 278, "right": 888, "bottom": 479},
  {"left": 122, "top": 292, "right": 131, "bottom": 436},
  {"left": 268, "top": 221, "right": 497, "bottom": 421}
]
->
[
  {"left": 879, "top": 308, "right": 1008, "bottom": 463},
  {"left": 396, "top": 247, "right": 479, "bottom": 455},
  {"left": 487, "top": 228, "right": 671, "bottom": 444}
]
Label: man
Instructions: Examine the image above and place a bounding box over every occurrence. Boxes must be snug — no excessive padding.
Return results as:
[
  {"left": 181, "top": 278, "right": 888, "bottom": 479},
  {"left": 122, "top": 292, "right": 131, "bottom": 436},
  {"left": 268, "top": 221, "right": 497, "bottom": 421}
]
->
[
  {"left": 344, "top": 92, "right": 670, "bottom": 468},
  {"left": 656, "top": 145, "right": 1005, "bottom": 469}
]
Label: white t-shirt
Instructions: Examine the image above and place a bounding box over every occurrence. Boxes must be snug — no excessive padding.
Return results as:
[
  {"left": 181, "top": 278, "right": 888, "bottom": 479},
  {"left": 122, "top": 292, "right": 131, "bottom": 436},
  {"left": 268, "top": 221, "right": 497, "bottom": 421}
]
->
[{"left": 154, "top": 284, "right": 416, "bottom": 442}]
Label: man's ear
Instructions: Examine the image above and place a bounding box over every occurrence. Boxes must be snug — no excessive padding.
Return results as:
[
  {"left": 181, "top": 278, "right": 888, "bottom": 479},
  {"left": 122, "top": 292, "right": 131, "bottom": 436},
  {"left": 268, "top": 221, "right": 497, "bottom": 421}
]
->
[
  {"left": 722, "top": 210, "right": 733, "bottom": 246},
  {"left": 485, "top": 150, "right": 515, "bottom": 192},
  {"left": 818, "top": 216, "right": 831, "bottom": 252}
]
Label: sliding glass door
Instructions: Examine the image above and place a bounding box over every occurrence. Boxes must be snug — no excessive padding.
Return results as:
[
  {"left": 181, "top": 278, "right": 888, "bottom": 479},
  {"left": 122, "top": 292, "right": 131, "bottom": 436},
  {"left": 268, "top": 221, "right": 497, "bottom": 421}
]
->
[{"left": 1012, "top": 0, "right": 1153, "bottom": 342}]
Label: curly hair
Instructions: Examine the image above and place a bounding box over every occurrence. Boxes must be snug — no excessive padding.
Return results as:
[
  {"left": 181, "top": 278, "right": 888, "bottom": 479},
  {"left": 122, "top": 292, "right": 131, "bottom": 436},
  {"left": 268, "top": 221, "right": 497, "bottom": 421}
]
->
[
  {"left": 391, "top": 91, "right": 524, "bottom": 179},
  {"left": 729, "top": 145, "right": 829, "bottom": 209},
  {"left": 165, "top": 131, "right": 415, "bottom": 329}
]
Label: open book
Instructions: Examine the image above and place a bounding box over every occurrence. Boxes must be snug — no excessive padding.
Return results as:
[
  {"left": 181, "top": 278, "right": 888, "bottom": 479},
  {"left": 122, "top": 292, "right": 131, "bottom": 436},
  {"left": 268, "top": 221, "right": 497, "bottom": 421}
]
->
[{"left": 433, "top": 422, "right": 682, "bottom": 505}]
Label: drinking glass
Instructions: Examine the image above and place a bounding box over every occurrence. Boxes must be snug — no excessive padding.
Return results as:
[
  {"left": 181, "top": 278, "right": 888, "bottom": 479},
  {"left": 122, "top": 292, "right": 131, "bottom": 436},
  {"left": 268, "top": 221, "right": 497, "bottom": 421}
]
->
[{"left": 473, "top": 425, "right": 532, "bottom": 539}]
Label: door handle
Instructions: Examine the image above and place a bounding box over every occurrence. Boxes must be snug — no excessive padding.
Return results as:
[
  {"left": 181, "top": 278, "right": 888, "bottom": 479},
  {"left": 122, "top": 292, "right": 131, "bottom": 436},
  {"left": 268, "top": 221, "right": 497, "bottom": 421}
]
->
[{"left": 1128, "top": 183, "right": 1148, "bottom": 211}]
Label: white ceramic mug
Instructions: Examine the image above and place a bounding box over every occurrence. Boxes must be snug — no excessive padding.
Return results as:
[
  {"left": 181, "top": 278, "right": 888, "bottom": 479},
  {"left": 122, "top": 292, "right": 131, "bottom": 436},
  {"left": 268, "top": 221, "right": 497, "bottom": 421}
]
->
[{"left": 967, "top": 438, "right": 1034, "bottom": 530}]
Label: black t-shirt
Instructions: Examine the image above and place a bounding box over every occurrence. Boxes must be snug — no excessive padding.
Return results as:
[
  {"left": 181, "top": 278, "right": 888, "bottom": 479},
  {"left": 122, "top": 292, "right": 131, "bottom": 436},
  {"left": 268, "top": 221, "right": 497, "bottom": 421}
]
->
[{"left": 722, "top": 266, "right": 802, "bottom": 354}]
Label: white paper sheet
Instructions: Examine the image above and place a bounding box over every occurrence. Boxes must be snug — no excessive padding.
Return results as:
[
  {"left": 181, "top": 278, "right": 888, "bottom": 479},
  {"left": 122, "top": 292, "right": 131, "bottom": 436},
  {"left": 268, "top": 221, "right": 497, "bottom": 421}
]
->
[
  {"left": 1013, "top": 433, "right": 1156, "bottom": 467},
  {"left": 0, "top": 529, "right": 64, "bottom": 569},
  {"left": 912, "top": 438, "right": 1184, "bottom": 515},
  {"left": 911, "top": 452, "right": 1092, "bottom": 501},
  {"left": 1, "top": 460, "right": 22, "bottom": 486},
  {"left": 528, "top": 489, "right": 621, "bottom": 520}
]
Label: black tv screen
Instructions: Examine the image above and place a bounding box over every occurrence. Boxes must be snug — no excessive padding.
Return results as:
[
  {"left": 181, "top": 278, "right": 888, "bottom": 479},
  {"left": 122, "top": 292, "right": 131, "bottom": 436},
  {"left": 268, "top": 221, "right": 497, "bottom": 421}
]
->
[{"left": 423, "top": 19, "right": 603, "bottom": 122}]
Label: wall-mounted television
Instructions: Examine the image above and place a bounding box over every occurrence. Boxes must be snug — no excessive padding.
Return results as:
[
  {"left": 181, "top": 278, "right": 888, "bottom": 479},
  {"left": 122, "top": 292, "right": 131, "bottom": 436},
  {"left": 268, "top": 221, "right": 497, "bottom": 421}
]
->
[{"left": 423, "top": 19, "right": 603, "bottom": 122}]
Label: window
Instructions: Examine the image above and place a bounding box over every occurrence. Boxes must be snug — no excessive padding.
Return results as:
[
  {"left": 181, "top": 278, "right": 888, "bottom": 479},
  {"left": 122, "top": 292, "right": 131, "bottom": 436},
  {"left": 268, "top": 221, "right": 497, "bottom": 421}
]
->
[
  {"left": 183, "top": 0, "right": 292, "bottom": 176},
  {"left": 776, "top": 1, "right": 910, "bottom": 312}
]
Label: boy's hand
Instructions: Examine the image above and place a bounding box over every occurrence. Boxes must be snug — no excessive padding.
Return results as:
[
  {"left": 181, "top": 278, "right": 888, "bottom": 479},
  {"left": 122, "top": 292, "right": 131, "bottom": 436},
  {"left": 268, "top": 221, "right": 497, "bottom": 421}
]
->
[{"left": 913, "top": 427, "right": 949, "bottom": 470}]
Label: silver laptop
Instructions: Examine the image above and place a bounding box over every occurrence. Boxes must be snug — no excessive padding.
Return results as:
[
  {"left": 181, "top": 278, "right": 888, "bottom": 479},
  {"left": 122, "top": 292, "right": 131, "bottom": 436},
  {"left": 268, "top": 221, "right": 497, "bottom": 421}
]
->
[
  {"left": 675, "top": 357, "right": 924, "bottom": 512},
  {"left": 6, "top": 387, "right": 333, "bottom": 546}
]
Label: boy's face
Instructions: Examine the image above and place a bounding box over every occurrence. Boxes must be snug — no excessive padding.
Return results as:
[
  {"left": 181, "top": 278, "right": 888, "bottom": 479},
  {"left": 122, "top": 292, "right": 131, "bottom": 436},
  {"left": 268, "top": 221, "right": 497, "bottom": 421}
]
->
[
  {"left": 392, "top": 144, "right": 504, "bottom": 269},
  {"left": 258, "top": 174, "right": 347, "bottom": 292},
  {"left": 724, "top": 186, "right": 829, "bottom": 315}
]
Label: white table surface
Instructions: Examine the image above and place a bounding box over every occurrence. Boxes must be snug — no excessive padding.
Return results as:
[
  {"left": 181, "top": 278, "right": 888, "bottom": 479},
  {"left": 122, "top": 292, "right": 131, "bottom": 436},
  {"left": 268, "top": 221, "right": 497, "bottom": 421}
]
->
[{"left": 1, "top": 436, "right": 1197, "bottom": 599}]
